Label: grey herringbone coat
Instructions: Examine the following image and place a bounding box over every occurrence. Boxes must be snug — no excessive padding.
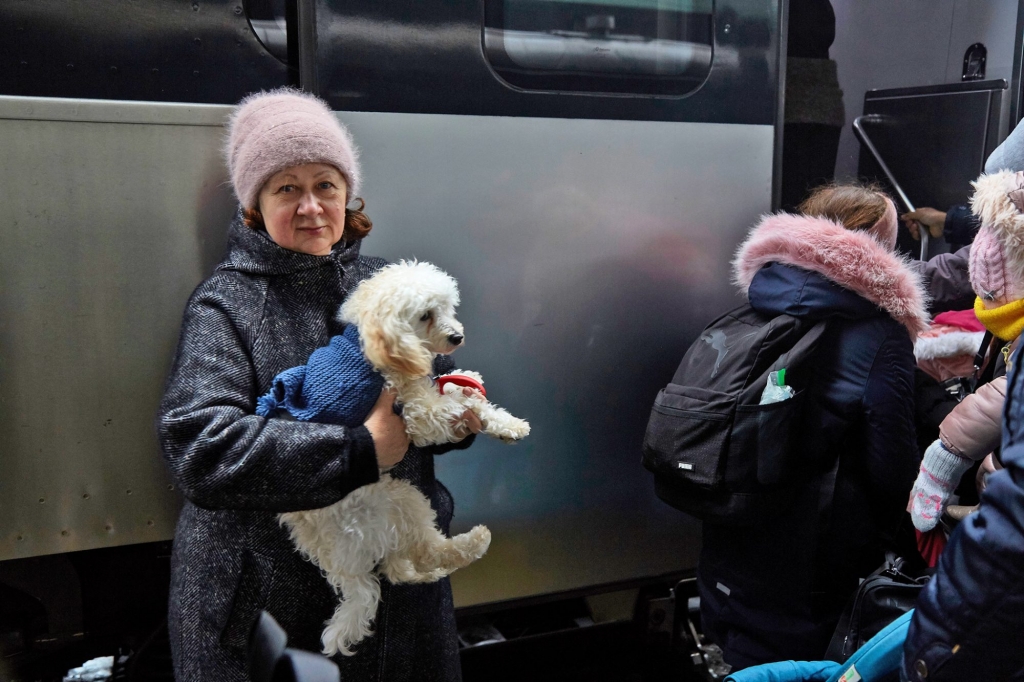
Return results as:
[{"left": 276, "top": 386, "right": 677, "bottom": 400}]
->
[{"left": 158, "top": 217, "right": 464, "bottom": 682}]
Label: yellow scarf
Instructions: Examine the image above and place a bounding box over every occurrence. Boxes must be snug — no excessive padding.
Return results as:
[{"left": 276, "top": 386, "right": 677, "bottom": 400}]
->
[{"left": 974, "top": 296, "right": 1024, "bottom": 341}]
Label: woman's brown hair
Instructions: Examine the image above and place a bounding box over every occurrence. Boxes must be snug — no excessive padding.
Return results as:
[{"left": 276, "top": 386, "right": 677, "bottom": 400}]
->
[
  {"left": 797, "top": 184, "right": 890, "bottom": 232},
  {"left": 243, "top": 197, "right": 373, "bottom": 242}
]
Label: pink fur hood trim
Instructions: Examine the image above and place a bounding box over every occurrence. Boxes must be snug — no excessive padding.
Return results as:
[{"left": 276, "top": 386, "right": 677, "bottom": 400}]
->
[{"left": 733, "top": 213, "right": 930, "bottom": 339}]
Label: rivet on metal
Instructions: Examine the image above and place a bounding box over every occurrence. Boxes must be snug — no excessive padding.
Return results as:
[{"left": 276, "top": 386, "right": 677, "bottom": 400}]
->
[
  {"left": 61, "top": 530, "right": 69, "bottom": 537},
  {"left": 234, "top": 5, "right": 243, "bottom": 14},
  {"left": 82, "top": 493, "right": 90, "bottom": 500},
  {"left": 147, "top": 520, "right": 155, "bottom": 526},
  {"left": 126, "top": 489, "right": 133, "bottom": 495},
  {"left": 192, "top": 2, "right": 199, "bottom": 10},
  {"left": 38, "top": 497, "right": 45, "bottom": 504}
]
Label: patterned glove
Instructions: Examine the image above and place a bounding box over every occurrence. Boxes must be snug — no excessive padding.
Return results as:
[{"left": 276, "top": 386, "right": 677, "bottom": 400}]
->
[{"left": 909, "top": 439, "right": 974, "bottom": 532}]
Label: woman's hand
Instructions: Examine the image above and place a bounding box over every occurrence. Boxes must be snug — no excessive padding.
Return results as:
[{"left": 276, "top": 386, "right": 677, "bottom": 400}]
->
[
  {"left": 452, "top": 387, "right": 484, "bottom": 441},
  {"left": 364, "top": 388, "right": 410, "bottom": 469}
]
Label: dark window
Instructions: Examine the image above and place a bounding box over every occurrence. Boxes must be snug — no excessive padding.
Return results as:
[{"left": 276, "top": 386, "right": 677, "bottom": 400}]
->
[{"left": 483, "top": 0, "right": 714, "bottom": 96}]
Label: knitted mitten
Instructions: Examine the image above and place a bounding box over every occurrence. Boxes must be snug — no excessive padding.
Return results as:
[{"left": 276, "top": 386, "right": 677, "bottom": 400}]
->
[{"left": 909, "top": 439, "right": 974, "bottom": 532}]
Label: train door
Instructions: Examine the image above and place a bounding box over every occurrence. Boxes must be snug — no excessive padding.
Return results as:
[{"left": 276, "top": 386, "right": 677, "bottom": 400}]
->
[{"left": 0, "top": 0, "right": 784, "bottom": 675}]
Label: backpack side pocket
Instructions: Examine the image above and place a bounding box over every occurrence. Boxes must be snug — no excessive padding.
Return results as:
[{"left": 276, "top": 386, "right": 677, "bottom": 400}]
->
[
  {"left": 642, "top": 385, "right": 734, "bottom": 489},
  {"left": 730, "top": 390, "right": 806, "bottom": 488}
]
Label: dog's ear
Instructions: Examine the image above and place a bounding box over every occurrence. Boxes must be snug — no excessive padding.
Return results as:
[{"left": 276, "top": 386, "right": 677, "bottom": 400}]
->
[{"left": 362, "top": 316, "right": 434, "bottom": 377}]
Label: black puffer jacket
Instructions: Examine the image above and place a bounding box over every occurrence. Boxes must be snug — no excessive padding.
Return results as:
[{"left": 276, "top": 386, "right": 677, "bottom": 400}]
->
[{"left": 159, "top": 216, "right": 464, "bottom": 682}]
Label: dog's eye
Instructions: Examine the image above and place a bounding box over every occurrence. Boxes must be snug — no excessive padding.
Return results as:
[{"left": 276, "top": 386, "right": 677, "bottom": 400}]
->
[{"left": 419, "top": 311, "right": 432, "bottom": 322}]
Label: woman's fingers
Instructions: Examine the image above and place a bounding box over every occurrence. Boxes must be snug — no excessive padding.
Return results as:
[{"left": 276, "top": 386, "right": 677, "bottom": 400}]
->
[
  {"left": 461, "top": 409, "right": 483, "bottom": 434},
  {"left": 365, "top": 388, "right": 410, "bottom": 469},
  {"left": 450, "top": 408, "right": 483, "bottom": 440},
  {"left": 905, "top": 219, "right": 921, "bottom": 241}
]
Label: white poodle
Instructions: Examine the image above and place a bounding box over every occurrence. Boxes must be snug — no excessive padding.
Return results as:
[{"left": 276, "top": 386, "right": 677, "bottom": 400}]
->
[{"left": 279, "top": 261, "right": 530, "bottom": 656}]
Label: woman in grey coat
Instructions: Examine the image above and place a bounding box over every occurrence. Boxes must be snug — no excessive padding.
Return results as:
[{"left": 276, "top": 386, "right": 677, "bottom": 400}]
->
[{"left": 158, "top": 88, "right": 475, "bottom": 682}]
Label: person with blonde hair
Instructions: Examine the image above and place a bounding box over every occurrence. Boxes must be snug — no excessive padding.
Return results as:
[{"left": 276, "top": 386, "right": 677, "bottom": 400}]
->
[{"left": 699, "top": 184, "right": 925, "bottom": 669}]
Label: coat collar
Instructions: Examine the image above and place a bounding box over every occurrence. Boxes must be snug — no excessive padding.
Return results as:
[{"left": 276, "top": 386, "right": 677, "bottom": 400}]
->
[
  {"left": 217, "top": 210, "right": 363, "bottom": 276},
  {"left": 733, "top": 212, "right": 930, "bottom": 339}
]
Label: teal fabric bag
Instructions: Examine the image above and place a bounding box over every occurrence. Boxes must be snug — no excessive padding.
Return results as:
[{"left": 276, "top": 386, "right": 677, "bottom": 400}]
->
[{"left": 725, "top": 610, "right": 913, "bottom": 682}]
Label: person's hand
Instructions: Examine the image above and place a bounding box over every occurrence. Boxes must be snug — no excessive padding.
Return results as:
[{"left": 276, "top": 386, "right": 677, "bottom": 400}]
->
[
  {"left": 452, "top": 387, "right": 484, "bottom": 441},
  {"left": 364, "top": 388, "right": 410, "bottom": 469},
  {"left": 908, "top": 439, "right": 973, "bottom": 532},
  {"left": 902, "top": 208, "right": 946, "bottom": 240},
  {"left": 976, "top": 452, "right": 1002, "bottom": 495}
]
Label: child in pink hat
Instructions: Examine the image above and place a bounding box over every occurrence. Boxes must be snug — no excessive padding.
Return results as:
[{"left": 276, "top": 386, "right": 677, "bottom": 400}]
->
[{"left": 909, "top": 170, "right": 1024, "bottom": 533}]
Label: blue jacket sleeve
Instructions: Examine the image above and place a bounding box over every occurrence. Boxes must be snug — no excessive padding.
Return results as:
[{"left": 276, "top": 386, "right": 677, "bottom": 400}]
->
[
  {"left": 724, "top": 660, "right": 839, "bottom": 682},
  {"left": 862, "top": 328, "right": 921, "bottom": 517},
  {"left": 902, "top": 360, "right": 1024, "bottom": 681},
  {"left": 943, "top": 204, "right": 981, "bottom": 246}
]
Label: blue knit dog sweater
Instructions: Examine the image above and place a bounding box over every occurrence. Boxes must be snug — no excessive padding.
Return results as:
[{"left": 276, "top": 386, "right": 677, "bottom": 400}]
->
[{"left": 256, "top": 323, "right": 384, "bottom": 426}]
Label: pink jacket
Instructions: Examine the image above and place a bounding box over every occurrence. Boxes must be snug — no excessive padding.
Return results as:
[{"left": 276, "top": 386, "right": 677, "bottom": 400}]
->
[{"left": 940, "top": 376, "right": 1006, "bottom": 460}]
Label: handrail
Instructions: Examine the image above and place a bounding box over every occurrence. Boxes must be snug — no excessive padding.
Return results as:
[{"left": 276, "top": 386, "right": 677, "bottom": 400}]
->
[{"left": 853, "top": 114, "right": 929, "bottom": 260}]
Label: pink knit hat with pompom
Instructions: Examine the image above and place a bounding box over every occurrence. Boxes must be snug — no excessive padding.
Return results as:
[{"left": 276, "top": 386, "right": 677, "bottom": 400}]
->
[
  {"left": 226, "top": 87, "right": 361, "bottom": 210},
  {"left": 969, "top": 171, "right": 1024, "bottom": 305}
]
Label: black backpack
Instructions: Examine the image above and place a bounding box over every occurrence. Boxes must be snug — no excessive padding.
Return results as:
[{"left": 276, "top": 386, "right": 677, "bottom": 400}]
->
[{"left": 642, "top": 304, "right": 828, "bottom": 526}]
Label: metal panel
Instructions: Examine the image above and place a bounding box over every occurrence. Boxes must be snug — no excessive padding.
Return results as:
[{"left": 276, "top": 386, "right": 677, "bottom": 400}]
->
[
  {"left": 0, "top": 0, "right": 289, "bottom": 103},
  {"left": 857, "top": 80, "right": 1009, "bottom": 257},
  {"left": 0, "top": 96, "right": 236, "bottom": 561},
  {"left": 342, "top": 112, "right": 774, "bottom": 605},
  {"left": 304, "top": 0, "right": 781, "bottom": 125},
  {"left": 0, "top": 96, "right": 774, "bottom": 608}
]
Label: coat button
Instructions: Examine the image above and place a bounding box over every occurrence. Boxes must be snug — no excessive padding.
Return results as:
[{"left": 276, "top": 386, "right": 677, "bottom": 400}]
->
[{"left": 915, "top": 659, "right": 928, "bottom": 678}]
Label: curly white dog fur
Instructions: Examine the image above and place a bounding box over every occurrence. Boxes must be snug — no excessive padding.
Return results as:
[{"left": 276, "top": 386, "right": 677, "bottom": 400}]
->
[{"left": 280, "top": 261, "right": 530, "bottom": 656}]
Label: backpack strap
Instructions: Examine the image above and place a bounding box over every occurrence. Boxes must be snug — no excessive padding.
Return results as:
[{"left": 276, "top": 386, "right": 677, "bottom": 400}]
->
[
  {"left": 970, "top": 330, "right": 995, "bottom": 392},
  {"left": 770, "top": 319, "right": 830, "bottom": 374}
]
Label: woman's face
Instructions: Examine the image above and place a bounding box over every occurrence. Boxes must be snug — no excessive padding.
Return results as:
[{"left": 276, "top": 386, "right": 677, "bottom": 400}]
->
[{"left": 258, "top": 163, "right": 348, "bottom": 256}]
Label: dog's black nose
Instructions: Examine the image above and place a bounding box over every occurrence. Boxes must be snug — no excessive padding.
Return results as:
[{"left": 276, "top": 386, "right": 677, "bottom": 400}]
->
[{"left": 448, "top": 334, "right": 464, "bottom": 346}]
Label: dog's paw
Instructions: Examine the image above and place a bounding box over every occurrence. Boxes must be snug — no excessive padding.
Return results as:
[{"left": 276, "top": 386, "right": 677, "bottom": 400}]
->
[
  {"left": 454, "top": 525, "right": 491, "bottom": 559},
  {"left": 497, "top": 419, "right": 531, "bottom": 443}
]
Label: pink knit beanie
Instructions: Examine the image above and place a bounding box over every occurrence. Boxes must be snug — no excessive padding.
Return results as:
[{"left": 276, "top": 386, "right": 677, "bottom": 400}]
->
[
  {"left": 226, "top": 88, "right": 361, "bottom": 210},
  {"left": 969, "top": 171, "right": 1024, "bottom": 305}
]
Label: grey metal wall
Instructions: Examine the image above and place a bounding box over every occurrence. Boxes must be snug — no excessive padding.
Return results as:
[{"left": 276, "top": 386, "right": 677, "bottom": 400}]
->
[
  {"left": 0, "top": 97, "right": 234, "bottom": 561},
  {"left": 0, "top": 95, "right": 773, "bottom": 606}
]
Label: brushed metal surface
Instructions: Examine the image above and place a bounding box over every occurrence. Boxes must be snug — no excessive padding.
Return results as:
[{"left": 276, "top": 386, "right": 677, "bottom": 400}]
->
[
  {"left": 0, "top": 96, "right": 773, "bottom": 607},
  {"left": 0, "top": 96, "right": 236, "bottom": 561},
  {"left": 342, "top": 111, "right": 773, "bottom": 605}
]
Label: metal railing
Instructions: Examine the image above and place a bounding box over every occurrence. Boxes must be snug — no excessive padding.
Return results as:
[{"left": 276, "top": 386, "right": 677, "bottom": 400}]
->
[{"left": 853, "top": 114, "right": 929, "bottom": 260}]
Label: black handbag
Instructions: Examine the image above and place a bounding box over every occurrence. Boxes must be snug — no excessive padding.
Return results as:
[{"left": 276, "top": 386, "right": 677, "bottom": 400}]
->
[{"left": 825, "top": 554, "right": 930, "bottom": 663}]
